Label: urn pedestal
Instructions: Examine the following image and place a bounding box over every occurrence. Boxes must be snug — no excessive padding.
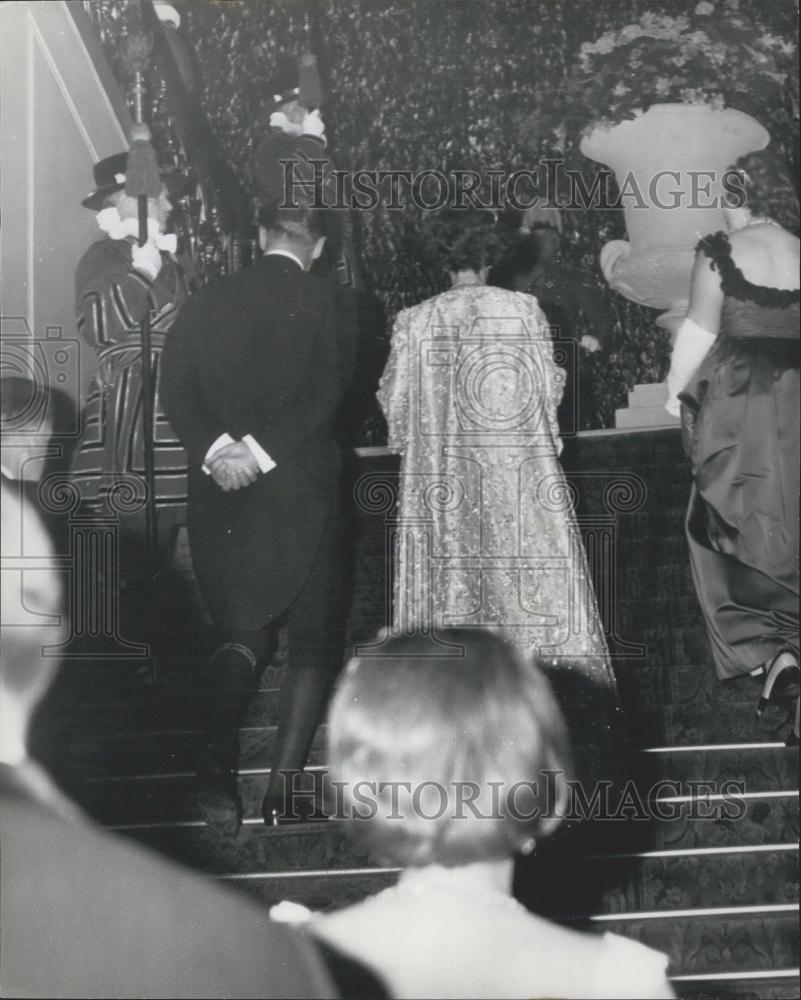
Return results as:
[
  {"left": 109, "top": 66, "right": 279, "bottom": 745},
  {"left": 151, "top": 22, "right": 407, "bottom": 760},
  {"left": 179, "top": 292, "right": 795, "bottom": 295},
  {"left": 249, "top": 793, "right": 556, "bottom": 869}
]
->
[{"left": 580, "top": 104, "right": 769, "bottom": 428}]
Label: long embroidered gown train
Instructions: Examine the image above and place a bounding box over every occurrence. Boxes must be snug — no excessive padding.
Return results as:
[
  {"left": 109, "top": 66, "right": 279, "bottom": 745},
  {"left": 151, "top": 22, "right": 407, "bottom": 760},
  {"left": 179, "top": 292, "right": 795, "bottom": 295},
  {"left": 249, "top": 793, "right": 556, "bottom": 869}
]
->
[{"left": 377, "top": 283, "right": 613, "bottom": 688}]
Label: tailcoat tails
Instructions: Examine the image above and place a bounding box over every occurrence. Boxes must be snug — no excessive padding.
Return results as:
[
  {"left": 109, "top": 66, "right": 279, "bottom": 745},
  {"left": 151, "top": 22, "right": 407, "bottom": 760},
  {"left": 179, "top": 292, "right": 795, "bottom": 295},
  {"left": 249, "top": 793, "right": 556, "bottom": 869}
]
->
[{"left": 161, "top": 254, "right": 357, "bottom": 631}]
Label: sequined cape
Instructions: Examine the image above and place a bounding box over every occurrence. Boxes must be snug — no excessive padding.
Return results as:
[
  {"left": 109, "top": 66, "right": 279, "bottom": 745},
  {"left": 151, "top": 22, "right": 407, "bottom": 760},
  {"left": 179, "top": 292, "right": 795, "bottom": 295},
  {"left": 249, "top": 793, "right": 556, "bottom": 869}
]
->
[{"left": 377, "top": 284, "right": 612, "bottom": 680}]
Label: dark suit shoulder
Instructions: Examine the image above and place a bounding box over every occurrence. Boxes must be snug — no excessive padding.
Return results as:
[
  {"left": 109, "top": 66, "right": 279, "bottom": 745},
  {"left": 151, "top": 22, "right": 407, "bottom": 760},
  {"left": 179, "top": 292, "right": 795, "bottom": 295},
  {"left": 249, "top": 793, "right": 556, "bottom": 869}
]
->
[
  {"left": 259, "top": 257, "right": 336, "bottom": 313},
  {"left": 170, "top": 259, "right": 332, "bottom": 342},
  {"left": 303, "top": 269, "right": 338, "bottom": 306},
  {"left": 169, "top": 265, "right": 254, "bottom": 330},
  {"left": 0, "top": 789, "right": 334, "bottom": 998}
]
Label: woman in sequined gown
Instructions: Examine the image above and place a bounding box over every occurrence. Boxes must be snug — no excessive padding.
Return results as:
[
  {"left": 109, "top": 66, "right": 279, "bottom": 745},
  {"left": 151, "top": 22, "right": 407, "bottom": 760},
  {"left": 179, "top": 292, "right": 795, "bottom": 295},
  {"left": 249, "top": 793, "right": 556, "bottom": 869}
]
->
[
  {"left": 377, "top": 209, "right": 612, "bottom": 686},
  {"left": 670, "top": 150, "right": 799, "bottom": 738}
]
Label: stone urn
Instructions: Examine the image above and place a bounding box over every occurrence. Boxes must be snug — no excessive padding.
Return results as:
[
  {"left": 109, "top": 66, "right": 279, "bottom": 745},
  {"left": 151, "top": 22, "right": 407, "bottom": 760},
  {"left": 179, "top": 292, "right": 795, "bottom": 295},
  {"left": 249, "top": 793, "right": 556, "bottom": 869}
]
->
[{"left": 580, "top": 103, "right": 769, "bottom": 425}]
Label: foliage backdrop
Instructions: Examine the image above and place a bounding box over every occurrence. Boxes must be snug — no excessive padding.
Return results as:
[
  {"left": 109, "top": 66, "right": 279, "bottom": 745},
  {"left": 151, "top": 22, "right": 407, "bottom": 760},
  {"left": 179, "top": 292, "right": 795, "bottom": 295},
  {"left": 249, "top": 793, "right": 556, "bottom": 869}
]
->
[{"left": 180, "top": 0, "right": 797, "bottom": 437}]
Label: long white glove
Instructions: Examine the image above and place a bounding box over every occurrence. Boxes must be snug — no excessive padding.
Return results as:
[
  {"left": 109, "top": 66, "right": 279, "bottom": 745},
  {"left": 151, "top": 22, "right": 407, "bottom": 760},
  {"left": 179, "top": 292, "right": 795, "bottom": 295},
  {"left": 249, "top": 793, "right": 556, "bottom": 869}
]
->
[{"left": 665, "top": 317, "right": 717, "bottom": 416}]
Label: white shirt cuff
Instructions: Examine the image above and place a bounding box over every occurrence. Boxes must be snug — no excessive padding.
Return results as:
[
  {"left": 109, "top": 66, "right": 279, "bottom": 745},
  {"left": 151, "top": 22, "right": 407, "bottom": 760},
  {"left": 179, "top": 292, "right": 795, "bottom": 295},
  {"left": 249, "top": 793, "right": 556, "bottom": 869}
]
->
[
  {"left": 243, "top": 434, "right": 276, "bottom": 473},
  {"left": 202, "top": 433, "right": 235, "bottom": 474}
]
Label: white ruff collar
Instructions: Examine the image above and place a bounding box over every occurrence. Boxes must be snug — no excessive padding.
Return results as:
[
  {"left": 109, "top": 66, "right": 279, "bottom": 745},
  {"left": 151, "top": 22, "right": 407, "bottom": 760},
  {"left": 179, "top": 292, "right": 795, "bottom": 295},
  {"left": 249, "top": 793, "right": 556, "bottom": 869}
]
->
[{"left": 96, "top": 206, "right": 177, "bottom": 254}]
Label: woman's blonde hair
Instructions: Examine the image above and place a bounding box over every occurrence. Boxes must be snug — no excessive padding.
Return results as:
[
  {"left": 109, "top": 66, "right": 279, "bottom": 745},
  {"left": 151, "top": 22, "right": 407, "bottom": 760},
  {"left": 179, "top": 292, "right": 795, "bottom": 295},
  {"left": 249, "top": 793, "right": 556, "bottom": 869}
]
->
[{"left": 326, "top": 627, "right": 572, "bottom": 867}]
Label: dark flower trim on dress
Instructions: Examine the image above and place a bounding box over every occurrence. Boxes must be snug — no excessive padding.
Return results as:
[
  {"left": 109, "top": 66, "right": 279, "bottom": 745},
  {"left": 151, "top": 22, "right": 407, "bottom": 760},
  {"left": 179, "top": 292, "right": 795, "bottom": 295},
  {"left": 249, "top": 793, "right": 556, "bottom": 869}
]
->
[{"left": 697, "top": 231, "right": 801, "bottom": 310}]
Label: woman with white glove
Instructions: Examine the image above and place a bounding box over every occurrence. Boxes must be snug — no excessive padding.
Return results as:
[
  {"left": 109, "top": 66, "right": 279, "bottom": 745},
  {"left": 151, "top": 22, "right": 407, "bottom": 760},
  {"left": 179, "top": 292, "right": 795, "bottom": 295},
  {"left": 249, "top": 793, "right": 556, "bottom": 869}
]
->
[{"left": 672, "top": 148, "right": 800, "bottom": 743}]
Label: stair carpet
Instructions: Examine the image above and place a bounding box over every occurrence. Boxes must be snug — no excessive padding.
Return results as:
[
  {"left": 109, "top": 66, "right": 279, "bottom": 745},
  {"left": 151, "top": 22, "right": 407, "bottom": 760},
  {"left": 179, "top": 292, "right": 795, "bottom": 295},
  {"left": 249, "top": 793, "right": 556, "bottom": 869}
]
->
[{"left": 36, "top": 429, "right": 799, "bottom": 1000}]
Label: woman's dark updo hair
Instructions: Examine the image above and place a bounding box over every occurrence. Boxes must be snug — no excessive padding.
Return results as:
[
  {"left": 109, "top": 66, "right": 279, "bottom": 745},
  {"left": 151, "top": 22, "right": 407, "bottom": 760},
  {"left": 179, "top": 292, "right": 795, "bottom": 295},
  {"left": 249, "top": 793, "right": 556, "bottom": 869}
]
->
[
  {"left": 731, "top": 148, "right": 800, "bottom": 234},
  {"left": 422, "top": 208, "right": 500, "bottom": 273}
]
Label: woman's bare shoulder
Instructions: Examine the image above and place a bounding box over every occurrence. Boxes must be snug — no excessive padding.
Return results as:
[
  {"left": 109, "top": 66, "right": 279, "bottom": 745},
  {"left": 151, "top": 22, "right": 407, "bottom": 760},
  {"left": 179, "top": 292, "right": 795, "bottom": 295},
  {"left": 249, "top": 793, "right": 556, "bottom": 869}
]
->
[
  {"left": 729, "top": 224, "right": 799, "bottom": 253},
  {"left": 729, "top": 225, "right": 800, "bottom": 288}
]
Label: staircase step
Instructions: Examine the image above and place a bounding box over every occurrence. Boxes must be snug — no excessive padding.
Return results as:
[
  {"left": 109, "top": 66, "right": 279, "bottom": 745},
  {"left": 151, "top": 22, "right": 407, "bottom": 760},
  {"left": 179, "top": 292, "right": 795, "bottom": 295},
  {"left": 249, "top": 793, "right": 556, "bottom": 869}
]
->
[
  {"left": 84, "top": 746, "right": 798, "bottom": 827},
  {"left": 628, "top": 706, "right": 800, "bottom": 749},
  {"left": 648, "top": 795, "right": 799, "bottom": 853},
  {"left": 212, "top": 845, "right": 800, "bottom": 918},
  {"left": 634, "top": 745, "right": 799, "bottom": 787},
  {"left": 615, "top": 405, "right": 680, "bottom": 429},
  {"left": 523, "top": 847, "right": 799, "bottom": 916},
  {"left": 71, "top": 705, "right": 795, "bottom": 798},
  {"left": 672, "top": 970, "right": 801, "bottom": 999},
  {"left": 110, "top": 790, "right": 798, "bottom": 880},
  {"left": 83, "top": 765, "right": 325, "bottom": 826},
  {"left": 586, "top": 908, "right": 799, "bottom": 977},
  {"left": 627, "top": 382, "right": 673, "bottom": 407},
  {"left": 75, "top": 724, "right": 327, "bottom": 787},
  {"left": 116, "top": 817, "right": 366, "bottom": 876},
  {"left": 55, "top": 690, "right": 797, "bottom": 784}
]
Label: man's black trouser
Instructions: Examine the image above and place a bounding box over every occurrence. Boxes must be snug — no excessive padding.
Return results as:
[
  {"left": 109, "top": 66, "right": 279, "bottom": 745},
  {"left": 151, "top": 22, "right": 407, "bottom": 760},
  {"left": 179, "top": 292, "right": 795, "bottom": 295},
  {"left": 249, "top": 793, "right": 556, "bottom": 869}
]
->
[{"left": 200, "top": 513, "right": 342, "bottom": 802}]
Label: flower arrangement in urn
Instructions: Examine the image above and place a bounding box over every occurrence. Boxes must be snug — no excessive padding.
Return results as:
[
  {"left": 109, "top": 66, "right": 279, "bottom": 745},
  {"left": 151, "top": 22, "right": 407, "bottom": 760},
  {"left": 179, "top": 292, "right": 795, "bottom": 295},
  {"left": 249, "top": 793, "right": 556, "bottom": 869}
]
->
[{"left": 568, "top": 0, "right": 797, "bottom": 140}]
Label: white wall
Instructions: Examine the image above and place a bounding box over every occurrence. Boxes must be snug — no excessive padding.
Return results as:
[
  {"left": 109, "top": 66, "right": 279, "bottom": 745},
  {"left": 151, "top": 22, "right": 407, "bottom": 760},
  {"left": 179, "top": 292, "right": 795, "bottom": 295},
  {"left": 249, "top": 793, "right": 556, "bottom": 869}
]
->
[{"left": 0, "top": 0, "right": 132, "bottom": 423}]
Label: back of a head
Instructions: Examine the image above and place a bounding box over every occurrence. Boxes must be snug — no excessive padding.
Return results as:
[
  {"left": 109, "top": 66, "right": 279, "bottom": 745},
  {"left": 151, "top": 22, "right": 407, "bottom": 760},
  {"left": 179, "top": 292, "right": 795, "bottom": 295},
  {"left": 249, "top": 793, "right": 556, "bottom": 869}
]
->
[
  {"left": 492, "top": 228, "right": 561, "bottom": 292},
  {"left": 0, "top": 376, "right": 50, "bottom": 430},
  {"left": 1, "top": 376, "right": 58, "bottom": 482},
  {"left": 731, "top": 147, "right": 800, "bottom": 234},
  {"left": 258, "top": 201, "right": 325, "bottom": 248},
  {"left": 0, "top": 484, "right": 62, "bottom": 720},
  {"left": 422, "top": 207, "right": 500, "bottom": 273},
  {"left": 327, "top": 628, "right": 572, "bottom": 867},
  {"left": 529, "top": 224, "right": 561, "bottom": 260}
]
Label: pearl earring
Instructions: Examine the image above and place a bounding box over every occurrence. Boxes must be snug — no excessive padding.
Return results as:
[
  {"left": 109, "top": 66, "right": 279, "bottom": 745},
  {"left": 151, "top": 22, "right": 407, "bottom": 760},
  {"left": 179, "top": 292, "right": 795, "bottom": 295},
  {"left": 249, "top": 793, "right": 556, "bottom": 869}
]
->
[{"left": 519, "top": 837, "right": 536, "bottom": 856}]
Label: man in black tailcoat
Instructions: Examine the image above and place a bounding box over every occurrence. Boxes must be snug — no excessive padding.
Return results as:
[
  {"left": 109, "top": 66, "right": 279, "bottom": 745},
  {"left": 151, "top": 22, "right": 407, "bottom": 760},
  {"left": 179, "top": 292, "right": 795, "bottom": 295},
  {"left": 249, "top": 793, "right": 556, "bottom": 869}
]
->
[{"left": 161, "top": 194, "right": 357, "bottom": 830}]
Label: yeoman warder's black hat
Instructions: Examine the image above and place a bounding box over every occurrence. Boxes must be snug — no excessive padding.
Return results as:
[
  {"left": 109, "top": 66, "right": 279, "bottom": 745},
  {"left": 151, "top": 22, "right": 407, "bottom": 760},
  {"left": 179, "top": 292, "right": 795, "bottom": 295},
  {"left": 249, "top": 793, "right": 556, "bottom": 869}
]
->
[{"left": 81, "top": 151, "right": 189, "bottom": 211}]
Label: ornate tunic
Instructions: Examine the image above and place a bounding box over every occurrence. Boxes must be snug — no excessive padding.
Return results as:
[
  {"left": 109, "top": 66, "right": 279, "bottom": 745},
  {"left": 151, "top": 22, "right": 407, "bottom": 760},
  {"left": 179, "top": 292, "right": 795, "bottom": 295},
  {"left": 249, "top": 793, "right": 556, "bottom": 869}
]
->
[
  {"left": 71, "top": 238, "right": 190, "bottom": 513},
  {"left": 378, "top": 284, "right": 612, "bottom": 680}
]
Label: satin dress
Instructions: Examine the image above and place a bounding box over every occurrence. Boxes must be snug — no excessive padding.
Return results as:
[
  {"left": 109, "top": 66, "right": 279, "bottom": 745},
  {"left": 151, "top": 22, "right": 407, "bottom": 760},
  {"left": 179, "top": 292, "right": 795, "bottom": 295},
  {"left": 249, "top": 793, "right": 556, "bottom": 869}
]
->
[{"left": 681, "top": 232, "right": 800, "bottom": 679}]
